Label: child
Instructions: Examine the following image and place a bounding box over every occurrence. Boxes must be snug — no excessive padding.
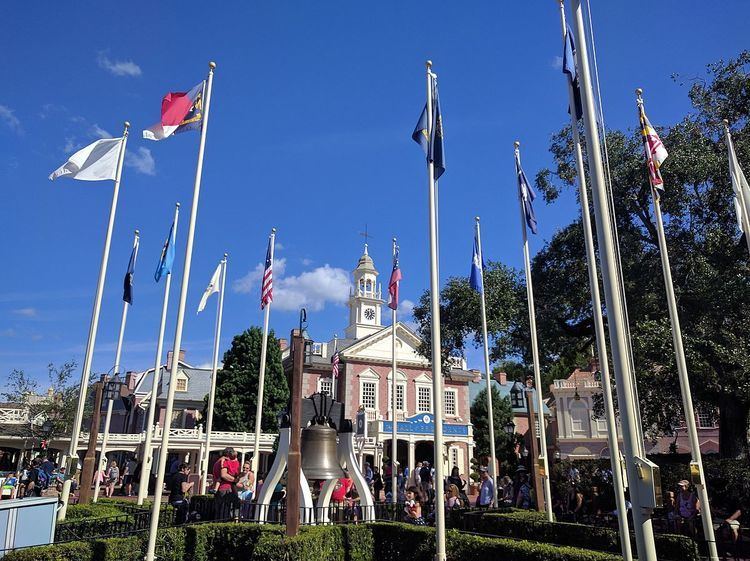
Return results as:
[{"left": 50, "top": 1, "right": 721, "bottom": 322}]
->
[{"left": 404, "top": 486, "right": 426, "bottom": 526}]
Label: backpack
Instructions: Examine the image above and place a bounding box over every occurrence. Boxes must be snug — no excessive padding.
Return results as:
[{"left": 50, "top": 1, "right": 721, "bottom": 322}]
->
[{"left": 35, "top": 468, "right": 50, "bottom": 489}]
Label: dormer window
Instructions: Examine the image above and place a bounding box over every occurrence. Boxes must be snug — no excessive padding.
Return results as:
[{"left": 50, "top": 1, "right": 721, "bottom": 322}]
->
[
  {"left": 510, "top": 380, "right": 525, "bottom": 408},
  {"left": 176, "top": 375, "right": 188, "bottom": 392}
]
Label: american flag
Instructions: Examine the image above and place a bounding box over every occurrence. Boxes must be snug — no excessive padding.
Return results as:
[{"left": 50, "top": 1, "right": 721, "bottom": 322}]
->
[
  {"left": 261, "top": 238, "right": 273, "bottom": 309},
  {"left": 331, "top": 351, "right": 340, "bottom": 379},
  {"left": 388, "top": 245, "right": 402, "bottom": 311}
]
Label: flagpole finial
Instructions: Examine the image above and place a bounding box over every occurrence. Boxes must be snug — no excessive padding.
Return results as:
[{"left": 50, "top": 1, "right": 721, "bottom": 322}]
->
[
  {"left": 514, "top": 141, "right": 520, "bottom": 148},
  {"left": 223, "top": 252, "right": 228, "bottom": 259},
  {"left": 175, "top": 202, "right": 181, "bottom": 208},
  {"left": 271, "top": 227, "right": 277, "bottom": 234},
  {"left": 123, "top": 121, "right": 130, "bottom": 136},
  {"left": 426, "top": 60, "right": 432, "bottom": 69},
  {"left": 723, "top": 119, "right": 730, "bottom": 127},
  {"left": 124, "top": 121, "right": 130, "bottom": 129},
  {"left": 209, "top": 61, "right": 216, "bottom": 70},
  {"left": 135, "top": 229, "right": 139, "bottom": 236},
  {"left": 393, "top": 237, "right": 397, "bottom": 243},
  {"left": 635, "top": 88, "right": 643, "bottom": 97},
  {"left": 475, "top": 216, "right": 480, "bottom": 223}
]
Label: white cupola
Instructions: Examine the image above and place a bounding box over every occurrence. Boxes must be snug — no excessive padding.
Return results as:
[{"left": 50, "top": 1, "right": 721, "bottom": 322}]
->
[{"left": 345, "top": 244, "right": 384, "bottom": 339}]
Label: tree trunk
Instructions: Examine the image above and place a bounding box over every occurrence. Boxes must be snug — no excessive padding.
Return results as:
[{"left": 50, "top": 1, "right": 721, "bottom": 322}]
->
[{"left": 719, "top": 396, "right": 749, "bottom": 458}]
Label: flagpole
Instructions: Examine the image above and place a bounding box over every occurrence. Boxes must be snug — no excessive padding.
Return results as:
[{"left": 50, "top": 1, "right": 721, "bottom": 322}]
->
[
  {"left": 424, "top": 60, "right": 446, "bottom": 561},
  {"left": 390, "top": 238, "right": 399, "bottom": 505},
  {"left": 474, "top": 217, "right": 498, "bottom": 507},
  {"left": 637, "top": 89, "right": 719, "bottom": 561},
  {"left": 331, "top": 334, "right": 338, "bottom": 400},
  {"left": 570, "top": 3, "right": 657, "bottom": 557},
  {"left": 59, "top": 122, "right": 129, "bottom": 519},
  {"left": 514, "top": 143, "right": 553, "bottom": 521},
  {"left": 93, "top": 230, "right": 139, "bottom": 502},
  {"left": 723, "top": 120, "right": 750, "bottom": 256},
  {"left": 145, "top": 61, "right": 216, "bottom": 561},
  {"left": 200, "top": 254, "right": 227, "bottom": 494},
  {"left": 557, "top": 4, "right": 631, "bottom": 557},
  {"left": 252, "top": 227, "right": 276, "bottom": 477},
  {"left": 137, "top": 203, "right": 180, "bottom": 505}
]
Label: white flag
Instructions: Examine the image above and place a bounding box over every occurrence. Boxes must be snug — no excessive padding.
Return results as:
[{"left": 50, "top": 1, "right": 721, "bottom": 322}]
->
[
  {"left": 197, "top": 263, "right": 222, "bottom": 313},
  {"left": 49, "top": 138, "right": 123, "bottom": 181},
  {"left": 728, "top": 133, "right": 750, "bottom": 233}
]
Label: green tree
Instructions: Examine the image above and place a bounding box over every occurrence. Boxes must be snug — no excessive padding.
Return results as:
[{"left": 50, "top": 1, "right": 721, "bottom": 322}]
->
[
  {"left": 2, "top": 361, "right": 80, "bottom": 444},
  {"left": 470, "top": 386, "right": 516, "bottom": 471},
  {"left": 207, "top": 327, "right": 289, "bottom": 433},
  {"left": 416, "top": 51, "right": 750, "bottom": 457}
]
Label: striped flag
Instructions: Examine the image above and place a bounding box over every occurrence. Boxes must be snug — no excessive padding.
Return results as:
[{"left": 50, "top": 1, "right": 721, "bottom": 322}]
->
[
  {"left": 387, "top": 246, "right": 402, "bottom": 311},
  {"left": 638, "top": 101, "right": 668, "bottom": 190},
  {"left": 261, "top": 238, "right": 273, "bottom": 309},
  {"left": 331, "top": 351, "right": 340, "bottom": 379}
]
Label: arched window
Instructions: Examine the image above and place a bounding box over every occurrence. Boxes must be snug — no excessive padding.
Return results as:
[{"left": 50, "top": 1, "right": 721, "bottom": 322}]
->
[
  {"left": 365, "top": 279, "right": 372, "bottom": 293},
  {"left": 359, "top": 279, "right": 365, "bottom": 295}
]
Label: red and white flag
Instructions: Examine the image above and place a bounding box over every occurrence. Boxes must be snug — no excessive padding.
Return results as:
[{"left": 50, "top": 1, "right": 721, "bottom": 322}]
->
[
  {"left": 261, "top": 238, "right": 273, "bottom": 309},
  {"left": 638, "top": 103, "right": 668, "bottom": 189},
  {"left": 387, "top": 246, "right": 402, "bottom": 311},
  {"left": 143, "top": 82, "right": 205, "bottom": 141},
  {"left": 331, "top": 351, "right": 340, "bottom": 379}
]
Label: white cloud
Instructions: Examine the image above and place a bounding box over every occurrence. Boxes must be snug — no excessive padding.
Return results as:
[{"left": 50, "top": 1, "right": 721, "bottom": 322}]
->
[
  {"left": 125, "top": 147, "right": 156, "bottom": 175},
  {"left": 0, "top": 105, "right": 22, "bottom": 134},
  {"left": 63, "top": 137, "right": 80, "bottom": 153},
  {"left": 274, "top": 265, "right": 351, "bottom": 312},
  {"left": 12, "top": 308, "right": 37, "bottom": 318},
  {"left": 274, "top": 242, "right": 284, "bottom": 251},
  {"left": 233, "top": 259, "right": 350, "bottom": 312},
  {"left": 31, "top": 334, "right": 44, "bottom": 341},
  {"left": 400, "top": 299, "right": 415, "bottom": 317},
  {"left": 0, "top": 328, "right": 15, "bottom": 337},
  {"left": 97, "top": 53, "right": 142, "bottom": 77},
  {"left": 89, "top": 123, "right": 112, "bottom": 138},
  {"left": 552, "top": 56, "right": 563, "bottom": 70},
  {"left": 196, "top": 361, "right": 222, "bottom": 370},
  {"left": 301, "top": 258, "right": 313, "bottom": 266},
  {"left": 233, "top": 258, "right": 287, "bottom": 294}
]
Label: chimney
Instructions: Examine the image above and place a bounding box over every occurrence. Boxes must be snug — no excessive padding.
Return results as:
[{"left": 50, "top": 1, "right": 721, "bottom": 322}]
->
[
  {"left": 125, "top": 371, "right": 138, "bottom": 390},
  {"left": 278, "top": 338, "right": 289, "bottom": 352},
  {"left": 166, "top": 350, "right": 186, "bottom": 370},
  {"left": 493, "top": 371, "right": 508, "bottom": 386}
]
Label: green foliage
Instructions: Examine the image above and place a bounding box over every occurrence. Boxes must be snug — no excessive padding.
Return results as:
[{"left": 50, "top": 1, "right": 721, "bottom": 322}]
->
[
  {"left": 469, "top": 511, "right": 698, "bottom": 561},
  {"left": 1, "top": 361, "right": 82, "bottom": 443},
  {"left": 469, "top": 387, "right": 516, "bottom": 468},
  {"left": 91, "top": 535, "right": 142, "bottom": 561},
  {"left": 207, "top": 327, "right": 289, "bottom": 433},
  {"left": 415, "top": 50, "right": 750, "bottom": 456},
  {"left": 2, "top": 541, "right": 94, "bottom": 561},
  {"left": 64, "top": 503, "right": 127, "bottom": 521},
  {"left": 11, "top": 521, "right": 625, "bottom": 561}
]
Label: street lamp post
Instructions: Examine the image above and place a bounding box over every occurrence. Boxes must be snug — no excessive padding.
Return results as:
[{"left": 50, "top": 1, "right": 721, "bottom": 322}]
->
[{"left": 93, "top": 374, "right": 123, "bottom": 502}]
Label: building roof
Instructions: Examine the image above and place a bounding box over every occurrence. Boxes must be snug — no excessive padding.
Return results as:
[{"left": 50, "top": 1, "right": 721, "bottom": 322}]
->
[
  {"left": 469, "top": 377, "right": 551, "bottom": 415},
  {"left": 133, "top": 361, "right": 212, "bottom": 405}
]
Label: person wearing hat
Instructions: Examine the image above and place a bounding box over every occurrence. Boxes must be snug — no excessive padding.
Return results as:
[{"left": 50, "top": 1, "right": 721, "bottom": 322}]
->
[
  {"left": 476, "top": 466, "right": 495, "bottom": 508},
  {"left": 676, "top": 479, "right": 700, "bottom": 537}
]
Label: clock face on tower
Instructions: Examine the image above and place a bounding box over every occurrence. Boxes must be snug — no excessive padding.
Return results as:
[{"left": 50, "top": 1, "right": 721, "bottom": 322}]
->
[{"left": 364, "top": 307, "right": 375, "bottom": 321}]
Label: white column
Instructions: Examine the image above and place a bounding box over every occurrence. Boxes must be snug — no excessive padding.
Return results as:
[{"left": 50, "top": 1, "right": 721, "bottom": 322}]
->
[
  {"left": 59, "top": 123, "right": 129, "bottom": 520},
  {"left": 137, "top": 203, "right": 180, "bottom": 505},
  {"left": 145, "top": 62, "right": 216, "bottom": 561},
  {"left": 200, "top": 254, "right": 227, "bottom": 494}
]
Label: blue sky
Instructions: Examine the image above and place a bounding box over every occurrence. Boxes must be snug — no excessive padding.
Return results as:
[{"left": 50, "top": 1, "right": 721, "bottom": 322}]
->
[{"left": 1, "top": 1, "right": 748, "bottom": 387}]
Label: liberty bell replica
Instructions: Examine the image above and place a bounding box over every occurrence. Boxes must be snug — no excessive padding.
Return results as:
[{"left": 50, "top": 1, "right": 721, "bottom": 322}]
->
[{"left": 300, "top": 393, "right": 344, "bottom": 480}]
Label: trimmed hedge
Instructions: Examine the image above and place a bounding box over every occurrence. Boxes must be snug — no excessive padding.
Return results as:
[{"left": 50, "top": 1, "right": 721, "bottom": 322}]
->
[
  {"left": 6, "top": 521, "right": 623, "bottom": 561},
  {"left": 64, "top": 503, "right": 127, "bottom": 521},
  {"left": 473, "top": 511, "right": 698, "bottom": 561}
]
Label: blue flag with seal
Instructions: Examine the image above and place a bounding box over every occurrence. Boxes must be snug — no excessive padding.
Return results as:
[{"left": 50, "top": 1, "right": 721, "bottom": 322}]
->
[
  {"left": 563, "top": 25, "right": 583, "bottom": 121},
  {"left": 123, "top": 239, "right": 139, "bottom": 304},
  {"left": 469, "top": 234, "right": 484, "bottom": 293},
  {"left": 515, "top": 148, "right": 538, "bottom": 235},
  {"left": 412, "top": 74, "right": 446, "bottom": 179},
  {"left": 154, "top": 220, "right": 176, "bottom": 282}
]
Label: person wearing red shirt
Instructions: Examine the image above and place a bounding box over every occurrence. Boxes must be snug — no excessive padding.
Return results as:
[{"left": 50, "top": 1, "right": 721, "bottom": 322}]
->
[{"left": 212, "top": 447, "right": 240, "bottom": 519}]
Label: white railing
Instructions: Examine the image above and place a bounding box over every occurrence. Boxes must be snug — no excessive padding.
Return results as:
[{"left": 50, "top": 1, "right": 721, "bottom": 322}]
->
[
  {"left": 365, "top": 409, "right": 378, "bottom": 421},
  {"left": 0, "top": 408, "right": 29, "bottom": 424},
  {"left": 72, "top": 429, "right": 279, "bottom": 449},
  {"left": 553, "top": 379, "right": 601, "bottom": 389}
]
